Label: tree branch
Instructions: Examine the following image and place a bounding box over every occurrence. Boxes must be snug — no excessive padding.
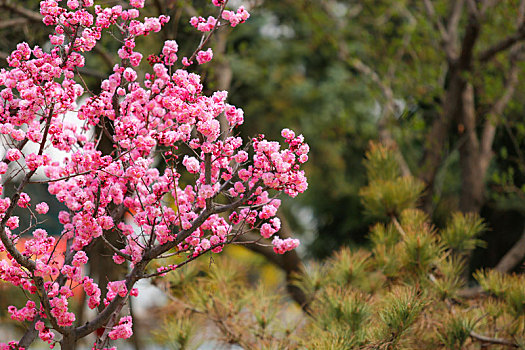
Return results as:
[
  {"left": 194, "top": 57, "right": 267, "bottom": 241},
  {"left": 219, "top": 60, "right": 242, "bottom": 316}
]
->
[
  {"left": 422, "top": 0, "right": 450, "bottom": 47},
  {"left": 0, "top": 0, "right": 43, "bottom": 22},
  {"left": 478, "top": 30, "right": 525, "bottom": 62},
  {"left": 494, "top": 224, "right": 525, "bottom": 273},
  {"left": 479, "top": 45, "right": 521, "bottom": 175},
  {"left": 0, "top": 17, "right": 28, "bottom": 29},
  {"left": 478, "top": 2, "right": 525, "bottom": 63},
  {"left": 444, "top": 0, "right": 464, "bottom": 58},
  {"left": 470, "top": 331, "right": 519, "bottom": 347}
]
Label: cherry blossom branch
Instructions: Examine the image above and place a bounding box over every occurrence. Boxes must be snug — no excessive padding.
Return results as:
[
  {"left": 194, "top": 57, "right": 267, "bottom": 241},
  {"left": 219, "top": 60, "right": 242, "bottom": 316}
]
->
[{"left": 185, "top": 0, "right": 228, "bottom": 66}]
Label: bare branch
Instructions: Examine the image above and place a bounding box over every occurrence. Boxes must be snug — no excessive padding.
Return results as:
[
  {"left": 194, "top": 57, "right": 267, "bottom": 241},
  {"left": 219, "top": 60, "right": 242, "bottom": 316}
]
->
[
  {"left": 100, "top": 234, "right": 132, "bottom": 261},
  {"left": 76, "top": 67, "right": 107, "bottom": 80},
  {"left": 465, "top": 0, "right": 480, "bottom": 18},
  {"left": 445, "top": 0, "right": 464, "bottom": 55},
  {"left": 0, "top": 0, "right": 43, "bottom": 22},
  {"left": 478, "top": 30, "right": 525, "bottom": 62},
  {"left": 470, "top": 331, "right": 519, "bottom": 348},
  {"left": 422, "top": 0, "right": 450, "bottom": 44},
  {"left": 0, "top": 17, "right": 28, "bottom": 29},
  {"left": 479, "top": 45, "right": 522, "bottom": 174},
  {"left": 480, "top": 0, "right": 502, "bottom": 17},
  {"left": 93, "top": 45, "right": 115, "bottom": 72},
  {"left": 494, "top": 224, "right": 525, "bottom": 273}
]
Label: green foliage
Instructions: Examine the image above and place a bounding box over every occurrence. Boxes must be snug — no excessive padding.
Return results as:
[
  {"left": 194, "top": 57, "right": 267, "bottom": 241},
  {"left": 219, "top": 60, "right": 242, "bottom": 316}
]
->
[
  {"left": 375, "top": 287, "right": 426, "bottom": 347},
  {"left": 359, "top": 144, "right": 425, "bottom": 218},
  {"left": 326, "top": 248, "right": 372, "bottom": 287},
  {"left": 437, "top": 313, "right": 476, "bottom": 350},
  {"left": 441, "top": 213, "right": 487, "bottom": 254},
  {"left": 154, "top": 315, "right": 199, "bottom": 350},
  {"left": 313, "top": 287, "right": 371, "bottom": 343},
  {"left": 364, "top": 143, "right": 402, "bottom": 182},
  {"left": 430, "top": 255, "right": 466, "bottom": 300},
  {"left": 475, "top": 270, "right": 525, "bottom": 318},
  {"left": 360, "top": 176, "right": 425, "bottom": 219},
  {"left": 153, "top": 144, "right": 523, "bottom": 349}
]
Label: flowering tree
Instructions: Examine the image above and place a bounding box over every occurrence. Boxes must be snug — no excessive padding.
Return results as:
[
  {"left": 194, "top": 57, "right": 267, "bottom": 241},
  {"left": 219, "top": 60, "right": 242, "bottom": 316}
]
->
[{"left": 0, "top": 0, "right": 308, "bottom": 348}]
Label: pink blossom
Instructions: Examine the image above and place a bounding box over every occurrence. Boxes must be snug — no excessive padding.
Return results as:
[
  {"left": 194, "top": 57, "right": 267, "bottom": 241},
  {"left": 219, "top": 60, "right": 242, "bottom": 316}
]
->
[
  {"left": 182, "top": 57, "right": 192, "bottom": 66},
  {"left": 272, "top": 237, "right": 300, "bottom": 254},
  {"left": 18, "top": 192, "right": 30, "bottom": 208},
  {"left": 123, "top": 67, "right": 137, "bottom": 82},
  {"left": 6, "top": 217, "right": 19, "bottom": 230},
  {"left": 129, "top": 0, "right": 144, "bottom": 8},
  {"left": 182, "top": 156, "right": 200, "bottom": 173},
  {"left": 162, "top": 40, "right": 178, "bottom": 64},
  {"left": 196, "top": 48, "right": 213, "bottom": 64},
  {"left": 67, "top": 0, "right": 79, "bottom": 10},
  {"left": 108, "top": 316, "right": 133, "bottom": 340},
  {"left": 72, "top": 251, "right": 88, "bottom": 267},
  {"left": 6, "top": 148, "right": 22, "bottom": 162},
  {"left": 0, "top": 1, "right": 308, "bottom": 347}
]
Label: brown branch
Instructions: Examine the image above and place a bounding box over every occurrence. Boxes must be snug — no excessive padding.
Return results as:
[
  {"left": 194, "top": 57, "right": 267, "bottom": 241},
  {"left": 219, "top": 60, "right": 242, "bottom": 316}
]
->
[
  {"left": 479, "top": 46, "right": 521, "bottom": 176},
  {"left": 100, "top": 234, "right": 132, "bottom": 261},
  {"left": 478, "top": 30, "right": 525, "bottom": 62},
  {"left": 419, "top": 12, "right": 481, "bottom": 214},
  {"left": 470, "top": 331, "right": 519, "bottom": 347},
  {"left": 0, "top": 109, "right": 56, "bottom": 272},
  {"left": 422, "top": 0, "right": 450, "bottom": 46},
  {"left": 457, "top": 285, "right": 484, "bottom": 298},
  {"left": 0, "top": 0, "right": 43, "bottom": 22},
  {"left": 445, "top": 0, "right": 464, "bottom": 58},
  {"left": 390, "top": 215, "right": 407, "bottom": 238},
  {"left": 185, "top": 1, "right": 228, "bottom": 67},
  {"left": 494, "top": 224, "right": 525, "bottom": 273},
  {"left": 465, "top": 0, "right": 480, "bottom": 18},
  {"left": 479, "top": 4, "right": 525, "bottom": 62},
  {"left": 0, "top": 17, "right": 28, "bottom": 29},
  {"left": 74, "top": 259, "right": 147, "bottom": 339},
  {"left": 76, "top": 67, "right": 107, "bottom": 80},
  {"left": 480, "top": 0, "right": 500, "bottom": 16}
]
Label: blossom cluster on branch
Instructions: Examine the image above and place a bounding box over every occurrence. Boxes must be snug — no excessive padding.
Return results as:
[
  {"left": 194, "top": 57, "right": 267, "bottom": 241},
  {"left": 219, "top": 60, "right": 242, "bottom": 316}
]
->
[{"left": 0, "top": 0, "right": 308, "bottom": 348}]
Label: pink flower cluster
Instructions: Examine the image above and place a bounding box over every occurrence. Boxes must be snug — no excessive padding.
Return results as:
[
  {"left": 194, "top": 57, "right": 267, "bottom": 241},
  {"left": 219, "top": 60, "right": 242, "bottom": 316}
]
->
[
  {"left": 108, "top": 316, "right": 133, "bottom": 340},
  {"left": 36, "top": 321, "right": 55, "bottom": 346},
  {"left": 222, "top": 6, "right": 250, "bottom": 27},
  {"left": 0, "top": 0, "right": 306, "bottom": 348},
  {"left": 8, "top": 301, "right": 36, "bottom": 322},
  {"left": 196, "top": 48, "right": 213, "bottom": 64},
  {"left": 190, "top": 3, "right": 250, "bottom": 31},
  {"left": 190, "top": 16, "right": 217, "bottom": 32},
  {"left": 272, "top": 237, "right": 300, "bottom": 254}
]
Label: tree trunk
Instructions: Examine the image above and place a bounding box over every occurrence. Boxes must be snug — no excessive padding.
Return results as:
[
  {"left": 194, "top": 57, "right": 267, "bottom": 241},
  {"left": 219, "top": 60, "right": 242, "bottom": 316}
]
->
[
  {"left": 458, "top": 84, "right": 485, "bottom": 213},
  {"left": 419, "top": 65, "right": 465, "bottom": 214},
  {"left": 60, "top": 333, "right": 76, "bottom": 350}
]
